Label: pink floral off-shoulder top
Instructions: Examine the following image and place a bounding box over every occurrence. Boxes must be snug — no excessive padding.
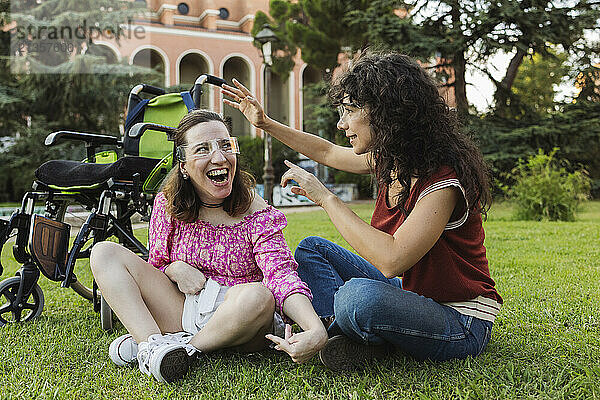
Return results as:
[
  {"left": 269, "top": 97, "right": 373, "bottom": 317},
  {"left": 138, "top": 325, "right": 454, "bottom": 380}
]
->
[{"left": 148, "top": 192, "right": 312, "bottom": 314}]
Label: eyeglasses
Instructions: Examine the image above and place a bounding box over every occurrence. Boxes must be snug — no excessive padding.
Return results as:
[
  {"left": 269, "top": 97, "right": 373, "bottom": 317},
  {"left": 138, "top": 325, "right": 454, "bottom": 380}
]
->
[
  {"left": 337, "top": 102, "right": 361, "bottom": 119},
  {"left": 176, "top": 137, "right": 240, "bottom": 161}
]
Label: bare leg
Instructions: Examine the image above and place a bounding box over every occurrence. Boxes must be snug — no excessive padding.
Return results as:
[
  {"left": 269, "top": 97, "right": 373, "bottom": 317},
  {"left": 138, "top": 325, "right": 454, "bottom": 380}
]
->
[
  {"left": 189, "top": 282, "right": 275, "bottom": 353},
  {"left": 90, "top": 241, "right": 185, "bottom": 344}
]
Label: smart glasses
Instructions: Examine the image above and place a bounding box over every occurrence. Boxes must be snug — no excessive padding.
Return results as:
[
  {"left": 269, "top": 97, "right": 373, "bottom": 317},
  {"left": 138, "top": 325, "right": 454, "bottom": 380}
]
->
[{"left": 176, "top": 137, "right": 240, "bottom": 161}]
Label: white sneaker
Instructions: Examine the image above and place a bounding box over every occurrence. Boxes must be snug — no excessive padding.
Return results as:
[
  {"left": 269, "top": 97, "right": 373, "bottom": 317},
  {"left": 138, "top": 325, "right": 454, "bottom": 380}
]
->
[
  {"left": 137, "top": 334, "right": 197, "bottom": 383},
  {"left": 109, "top": 334, "right": 138, "bottom": 367},
  {"left": 164, "top": 331, "right": 194, "bottom": 345},
  {"left": 108, "top": 332, "right": 192, "bottom": 368}
]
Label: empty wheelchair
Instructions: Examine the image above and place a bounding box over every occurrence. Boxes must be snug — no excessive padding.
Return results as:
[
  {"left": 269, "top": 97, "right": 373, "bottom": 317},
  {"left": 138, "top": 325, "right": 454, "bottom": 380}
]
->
[{"left": 0, "top": 74, "right": 227, "bottom": 331}]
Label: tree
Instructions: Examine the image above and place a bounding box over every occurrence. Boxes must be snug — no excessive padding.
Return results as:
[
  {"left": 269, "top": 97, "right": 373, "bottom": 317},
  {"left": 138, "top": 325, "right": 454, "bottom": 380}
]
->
[
  {"left": 360, "top": 0, "right": 599, "bottom": 115},
  {"left": 0, "top": 0, "right": 160, "bottom": 201},
  {"left": 510, "top": 48, "right": 570, "bottom": 117},
  {"left": 252, "top": 0, "right": 372, "bottom": 78},
  {"left": 258, "top": 0, "right": 600, "bottom": 116}
]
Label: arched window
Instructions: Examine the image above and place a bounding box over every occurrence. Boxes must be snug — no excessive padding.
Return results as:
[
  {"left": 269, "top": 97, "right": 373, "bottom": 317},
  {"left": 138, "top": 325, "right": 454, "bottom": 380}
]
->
[
  {"left": 132, "top": 48, "right": 166, "bottom": 87},
  {"left": 86, "top": 43, "right": 119, "bottom": 64},
  {"left": 222, "top": 56, "right": 251, "bottom": 136},
  {"left": 302, "top": 65, "right": 322, "bottom": 132},
  {"left": 179, "top": 53, "right": 211, "bottom": 108}
]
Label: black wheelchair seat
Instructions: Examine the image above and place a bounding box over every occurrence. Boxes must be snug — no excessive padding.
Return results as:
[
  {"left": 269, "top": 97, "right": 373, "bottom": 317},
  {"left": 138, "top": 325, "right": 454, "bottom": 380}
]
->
[{"left": 35, "top": 156, "right": 161, "bottom": 188}]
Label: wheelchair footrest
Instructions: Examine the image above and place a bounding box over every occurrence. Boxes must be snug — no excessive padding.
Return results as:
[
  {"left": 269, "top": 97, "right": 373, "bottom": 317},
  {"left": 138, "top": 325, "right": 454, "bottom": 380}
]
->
[{"left": 29, "top": 215, "right": 71, "bottom": 282}]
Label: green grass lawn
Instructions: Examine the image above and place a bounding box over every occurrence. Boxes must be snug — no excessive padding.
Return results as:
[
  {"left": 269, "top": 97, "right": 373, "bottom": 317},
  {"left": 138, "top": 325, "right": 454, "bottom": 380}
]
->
[{"left": 1, "top": 201, "right": 599, "bottom": 399}]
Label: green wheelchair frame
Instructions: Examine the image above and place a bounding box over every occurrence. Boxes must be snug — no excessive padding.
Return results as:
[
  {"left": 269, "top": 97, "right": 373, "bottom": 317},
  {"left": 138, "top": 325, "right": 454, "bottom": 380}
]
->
[{"left": 0, "top": 74, "right": 227, "bottom": 331}]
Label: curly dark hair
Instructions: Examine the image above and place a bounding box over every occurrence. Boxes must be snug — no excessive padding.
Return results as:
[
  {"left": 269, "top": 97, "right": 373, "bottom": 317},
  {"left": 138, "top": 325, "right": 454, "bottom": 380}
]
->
[
  {"left": 330, "top": 52, "right": 491, "bottom": 216},
  {"left": 161, "top": 109, "right": 255, "bottom": 222}
]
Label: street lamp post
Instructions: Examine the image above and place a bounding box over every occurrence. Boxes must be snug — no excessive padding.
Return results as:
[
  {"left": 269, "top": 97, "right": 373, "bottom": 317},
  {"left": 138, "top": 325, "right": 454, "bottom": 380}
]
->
[{"left": 255, "top": 25, "right": 278, "bottom": 205}]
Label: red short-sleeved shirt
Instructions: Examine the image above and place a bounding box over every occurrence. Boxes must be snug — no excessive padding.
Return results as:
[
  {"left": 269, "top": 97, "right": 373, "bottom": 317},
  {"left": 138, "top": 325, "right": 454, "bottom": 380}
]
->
[{"left": 371, "top": 166, "right": 502, "bottom": 322}]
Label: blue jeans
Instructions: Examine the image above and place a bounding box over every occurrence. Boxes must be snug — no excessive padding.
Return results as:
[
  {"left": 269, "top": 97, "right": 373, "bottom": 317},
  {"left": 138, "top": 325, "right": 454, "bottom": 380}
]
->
[{"left": 295, "top": 236, "right": 493, "bottom": 361}]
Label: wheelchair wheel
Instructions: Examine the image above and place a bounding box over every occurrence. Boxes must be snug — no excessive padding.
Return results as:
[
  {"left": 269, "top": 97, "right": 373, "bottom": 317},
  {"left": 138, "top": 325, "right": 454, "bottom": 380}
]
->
[
  {"left": 100, "top": 294, "right": 113, "bottom": 332},
  {"left": 0, "top": 277, "right": 45, "bottom": 326}
]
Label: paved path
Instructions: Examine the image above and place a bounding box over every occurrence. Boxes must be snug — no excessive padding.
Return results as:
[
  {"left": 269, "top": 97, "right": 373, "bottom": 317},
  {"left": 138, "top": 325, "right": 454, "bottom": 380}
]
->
[{"left": 1, "top": 200, "right": 375, "bottom": 234}]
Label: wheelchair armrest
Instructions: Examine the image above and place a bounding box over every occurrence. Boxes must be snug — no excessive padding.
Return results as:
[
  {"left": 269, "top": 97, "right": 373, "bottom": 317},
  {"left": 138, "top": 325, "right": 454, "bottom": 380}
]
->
[
  {"left": 45, "top": 131, "right": 122, "bottom": 147},
  {"left": 128, "top": 123, "right": 176, "bottom": 140}
]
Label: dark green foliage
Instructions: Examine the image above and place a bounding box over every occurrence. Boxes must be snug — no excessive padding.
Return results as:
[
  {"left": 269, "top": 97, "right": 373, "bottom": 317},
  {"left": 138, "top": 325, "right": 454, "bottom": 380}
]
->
[
  {"left": 0, "top": 119, "right": 87, "bottom": 202},
  {"left": 332, "top": 170, "right": 373, "bottom": 199},
  {"left": 0, "top": 65, "right": 160, "bottom": 201},
  {"left": 0, "top": 0, "right": 159, "bottom": 201},
  {"left": 506, "top": 149, "right": 590, "bottom": 221},
  {"left": 468, "top": 101, "right": 600, "bottom": 198}
]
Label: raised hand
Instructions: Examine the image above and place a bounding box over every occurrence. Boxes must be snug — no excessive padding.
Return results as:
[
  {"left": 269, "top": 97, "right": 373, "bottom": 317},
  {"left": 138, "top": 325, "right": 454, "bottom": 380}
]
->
[
  {"left": 280, "top": 160, "right": 334, "bottom": 207},
  {"left": 221, "top": 79, "right": 267, "bottom": 129}
]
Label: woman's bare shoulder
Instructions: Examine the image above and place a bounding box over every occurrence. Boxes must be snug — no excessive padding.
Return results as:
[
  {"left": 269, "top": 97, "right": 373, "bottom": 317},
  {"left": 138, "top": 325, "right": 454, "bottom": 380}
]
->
[{"left": 246, "top": 193, "right": 270, "bottom": 215}]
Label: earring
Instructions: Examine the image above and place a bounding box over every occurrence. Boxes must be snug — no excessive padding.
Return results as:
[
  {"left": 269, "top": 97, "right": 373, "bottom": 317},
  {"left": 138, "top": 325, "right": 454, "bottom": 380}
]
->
[{"left": 181, "top": 170, "right": 189, "bottom": 180}]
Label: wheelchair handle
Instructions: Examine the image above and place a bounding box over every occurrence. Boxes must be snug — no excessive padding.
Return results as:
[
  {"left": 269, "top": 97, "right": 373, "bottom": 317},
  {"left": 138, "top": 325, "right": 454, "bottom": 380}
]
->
[
  {"left": 141, "top": 84, "right": 166, "bottom": 96},
  {"left": 129, "top": 84, "right": 166, "bottom": 98},
  {"left": 45, "top": 131, "right": 121, "bottom": 147},
  {"left": 203, "top": 75, "right": 227, "bottom": 87},
  {"left": 128, "top": 122, "right": 176, "bottom": 139},
  {"left": 192, "top": 74, "right": 227, "bottom": 108}
]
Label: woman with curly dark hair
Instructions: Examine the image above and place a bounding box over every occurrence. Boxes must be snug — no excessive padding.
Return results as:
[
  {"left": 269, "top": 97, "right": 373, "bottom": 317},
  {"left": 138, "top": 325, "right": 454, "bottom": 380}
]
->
[{"left": 222, "top": 52, "right": 502, "bottom": 370}]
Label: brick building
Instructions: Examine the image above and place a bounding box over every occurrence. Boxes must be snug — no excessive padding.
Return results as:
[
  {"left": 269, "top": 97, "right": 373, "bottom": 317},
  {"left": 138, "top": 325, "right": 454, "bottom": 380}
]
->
[
  {"left": 92, "top": 0, "right": 321, "bottom": 138},
  {"left": 91, "top": 0, "right": 455, "bottom": 137}
]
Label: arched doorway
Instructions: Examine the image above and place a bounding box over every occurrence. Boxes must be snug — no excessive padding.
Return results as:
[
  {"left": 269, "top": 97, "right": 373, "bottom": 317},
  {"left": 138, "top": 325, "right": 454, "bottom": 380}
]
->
[
  {"left": 222, "top": 56, "right": 251, "bottom": 136},
  {"left": 302, "top": 65, "right": 322, "bottom": 131},
  {"left": 179, "top": 53, "right": 211, "bottom": 108},
  {"left": 86, "top": 43, "right": 119, "bottom": 64},
  {"left": 132, "top": 48, "right": 166, "bottom": 87},
  {"left": 269, "top": 71, "right": 290, "bottom": 126}
]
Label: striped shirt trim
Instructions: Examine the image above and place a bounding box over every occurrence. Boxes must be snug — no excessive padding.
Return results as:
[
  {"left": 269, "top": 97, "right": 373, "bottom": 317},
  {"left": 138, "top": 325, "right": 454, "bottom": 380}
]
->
[
  {"left": 416, "top": 179, "right": 469, "bottom": 230},
  {"left": 442, "top": 296, "right": 502, "bottom": 323}
]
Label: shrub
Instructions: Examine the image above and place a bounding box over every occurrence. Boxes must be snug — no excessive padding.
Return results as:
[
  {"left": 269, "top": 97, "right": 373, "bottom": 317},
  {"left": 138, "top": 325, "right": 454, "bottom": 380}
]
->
[
  {"left": 506, "top": 148, "right": 590, "bottom": 221},
  {"left": 468, "top": 101, "right": 600, "bottom": 198},
  {"left": 332, "top": 170, "right": 374, "bottom": 199}
]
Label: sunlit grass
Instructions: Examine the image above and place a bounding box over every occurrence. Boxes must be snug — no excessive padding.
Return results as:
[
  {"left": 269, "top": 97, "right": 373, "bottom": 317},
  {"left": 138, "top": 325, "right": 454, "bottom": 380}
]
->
[{"left": 1, "top": 201, "right": 599, "bottom": 399}]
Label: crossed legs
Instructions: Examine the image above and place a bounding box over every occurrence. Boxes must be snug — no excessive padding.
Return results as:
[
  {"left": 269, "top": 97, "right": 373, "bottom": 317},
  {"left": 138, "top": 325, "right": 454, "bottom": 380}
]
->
[
  {"left": 295, "top": 236, "right": 493, "bottom": 362},
  {"left": 90, "top": 241, "right": 274, "bottom": 352}
]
